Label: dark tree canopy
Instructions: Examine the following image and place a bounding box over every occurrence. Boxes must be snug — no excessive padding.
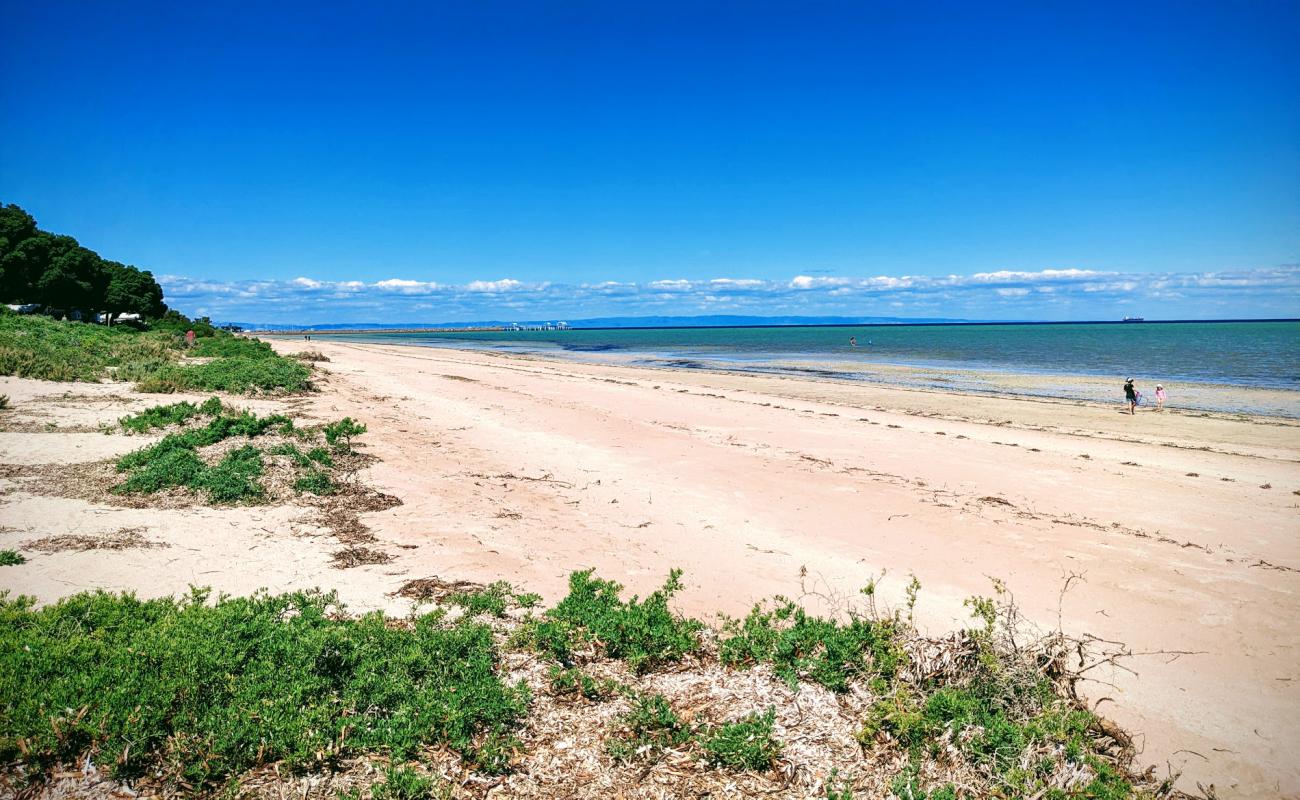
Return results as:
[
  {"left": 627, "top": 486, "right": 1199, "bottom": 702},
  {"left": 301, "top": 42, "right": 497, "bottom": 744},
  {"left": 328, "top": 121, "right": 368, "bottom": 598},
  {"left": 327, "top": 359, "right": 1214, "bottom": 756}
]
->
[{"left": 0, "top": 202, "right": 168, "bottom": 317}]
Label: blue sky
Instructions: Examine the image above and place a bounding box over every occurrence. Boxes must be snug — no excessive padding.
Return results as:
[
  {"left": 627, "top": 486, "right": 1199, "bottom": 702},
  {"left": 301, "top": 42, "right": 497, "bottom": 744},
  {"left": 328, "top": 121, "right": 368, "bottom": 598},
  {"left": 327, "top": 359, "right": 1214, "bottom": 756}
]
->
[{"left": 2, "top": 1, "right": 1297, "bottom": 323}]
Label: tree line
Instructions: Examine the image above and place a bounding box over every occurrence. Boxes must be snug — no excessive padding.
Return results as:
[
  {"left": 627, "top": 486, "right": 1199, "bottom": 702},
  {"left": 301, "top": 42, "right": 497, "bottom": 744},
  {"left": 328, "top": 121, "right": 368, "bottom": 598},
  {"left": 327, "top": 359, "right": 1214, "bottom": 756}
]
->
[{"left": 0, "top": 202, "right": 167, "bottom": 318}]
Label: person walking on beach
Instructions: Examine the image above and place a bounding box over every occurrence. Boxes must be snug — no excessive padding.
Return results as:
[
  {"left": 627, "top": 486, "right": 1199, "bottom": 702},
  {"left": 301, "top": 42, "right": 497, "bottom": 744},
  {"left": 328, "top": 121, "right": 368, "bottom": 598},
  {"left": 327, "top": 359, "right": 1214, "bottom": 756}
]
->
[
  {"left": 1123, "top": 378, "right": 1137, "bottom": 414},
  {"left": 1155, "top": 384, "right": 1167, "bottom": 411}
]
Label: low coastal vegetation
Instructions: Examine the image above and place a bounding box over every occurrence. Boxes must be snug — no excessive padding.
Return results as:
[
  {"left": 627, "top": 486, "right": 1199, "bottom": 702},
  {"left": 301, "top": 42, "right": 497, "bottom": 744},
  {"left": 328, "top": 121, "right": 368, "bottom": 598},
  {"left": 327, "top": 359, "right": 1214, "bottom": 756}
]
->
[
  {"left": 0, "top": 311, "right": 311, "bottom": 394},
  {"left": 113, "top": 400, "right": 364, "bottom": 503},
  {"left": 0, "top": 571, "right": 1175, "bottom": 798}
]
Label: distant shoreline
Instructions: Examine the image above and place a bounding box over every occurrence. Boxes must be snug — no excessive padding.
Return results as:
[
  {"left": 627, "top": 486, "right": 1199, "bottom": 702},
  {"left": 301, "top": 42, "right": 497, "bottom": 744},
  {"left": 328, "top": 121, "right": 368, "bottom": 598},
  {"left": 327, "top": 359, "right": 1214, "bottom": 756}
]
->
[{"left": 257, "top": 317, "right": 1299, "bottom": 335}]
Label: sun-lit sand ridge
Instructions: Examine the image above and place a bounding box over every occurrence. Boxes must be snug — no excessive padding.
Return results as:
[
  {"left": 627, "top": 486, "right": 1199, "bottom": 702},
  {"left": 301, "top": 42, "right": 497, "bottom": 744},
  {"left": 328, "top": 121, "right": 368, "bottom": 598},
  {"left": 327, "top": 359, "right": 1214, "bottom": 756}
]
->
[{"left": 2, "top": 339, "right": 1297, "bottom": 798}]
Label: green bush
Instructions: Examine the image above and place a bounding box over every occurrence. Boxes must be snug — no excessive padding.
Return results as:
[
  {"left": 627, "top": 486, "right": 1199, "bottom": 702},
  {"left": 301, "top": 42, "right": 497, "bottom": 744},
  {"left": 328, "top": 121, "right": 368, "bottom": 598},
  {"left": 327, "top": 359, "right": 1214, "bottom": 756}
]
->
[
  {"left": 191, "top": 336, "right": 277, "bottom": 360},
  {"left": 151, "top": 311, "right": 218, "bottom": 338},
  {"left": 192, "top": 445, "right": 265, "bottom": 503},
  {"left": 0, "top": 315, "right": 310, "bottom": 394},
  {"left": 269, "top": 442, "right": 315, "bottom": 467},
  {"left": 448, "top": 581, "right": 546, "bottom": 618},
  {"left": 136, "top": 356, "right": 312, "bottom": 394},
  {"left": 366, "top": 766, "right": 449, "bottom": 800},
  {"left": 0, "top": 550, "right": 25, "bottom": 566},
  {"left": 548, "top": 666, "right": 619, "bottom": 702},
  {"left": 116, "top": 411, "right": 290, "bottom": 473},
  {"left": 119, "top": 400, "right": 201, "bottom": 433},
  {"left": 0, "top": 314, "right": 177, "bottom": 382},
  {"left": 700, "top": 708, "right": 781, "bottom": 771},
  {"left": 719, "top": 600, "right": 905, "bottom": 692},
  {"left": 114, "top": 446, "right": 205, "bottom": 494},
  {"left": 0, "top": 589, "right": 528, "bottom": 791},
  {"left": 606, "top": 693, "right": 692, "bottom": 763},
  {"left": 293, "top": 469, "right": 335, "bottom": 496},
  {"left": 530, "top": 569, "right": 703, "bottom": 673},
  {"left": 324, "top": 417, "right": 367, "bottom": 451}
]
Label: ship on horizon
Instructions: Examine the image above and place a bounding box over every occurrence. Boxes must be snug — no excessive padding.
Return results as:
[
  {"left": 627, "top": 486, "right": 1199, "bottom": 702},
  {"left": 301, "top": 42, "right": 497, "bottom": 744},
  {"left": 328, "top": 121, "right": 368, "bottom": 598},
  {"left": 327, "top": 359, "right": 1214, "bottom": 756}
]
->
[{"left": 1122, "top": 316, "right": 1146, "bottom": 322}]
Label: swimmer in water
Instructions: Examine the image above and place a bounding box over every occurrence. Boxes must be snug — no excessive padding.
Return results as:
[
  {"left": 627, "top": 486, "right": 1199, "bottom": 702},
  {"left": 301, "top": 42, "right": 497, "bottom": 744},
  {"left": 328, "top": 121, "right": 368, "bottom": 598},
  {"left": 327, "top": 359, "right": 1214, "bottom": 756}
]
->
[{"left": 849, "top": 336, "right": 858, "bottom": 347}]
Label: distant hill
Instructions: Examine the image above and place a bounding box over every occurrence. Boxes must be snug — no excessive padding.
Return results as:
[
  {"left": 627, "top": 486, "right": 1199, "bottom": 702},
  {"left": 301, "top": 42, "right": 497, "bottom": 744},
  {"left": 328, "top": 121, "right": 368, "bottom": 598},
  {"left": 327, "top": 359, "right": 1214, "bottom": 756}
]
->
[{"left": 224, "top": 314, "right": 972, "bottom": 331}]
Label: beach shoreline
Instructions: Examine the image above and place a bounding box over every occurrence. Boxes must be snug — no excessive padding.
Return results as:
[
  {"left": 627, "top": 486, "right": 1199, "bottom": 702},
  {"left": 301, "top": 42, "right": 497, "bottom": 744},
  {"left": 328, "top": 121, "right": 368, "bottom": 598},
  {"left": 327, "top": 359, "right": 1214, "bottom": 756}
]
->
[
  {"left": 282, "top": 332, "right": 1300, "bottom": 418},
  {"left": 3, "top": 339, "right": 1299, "bottom": 797}
]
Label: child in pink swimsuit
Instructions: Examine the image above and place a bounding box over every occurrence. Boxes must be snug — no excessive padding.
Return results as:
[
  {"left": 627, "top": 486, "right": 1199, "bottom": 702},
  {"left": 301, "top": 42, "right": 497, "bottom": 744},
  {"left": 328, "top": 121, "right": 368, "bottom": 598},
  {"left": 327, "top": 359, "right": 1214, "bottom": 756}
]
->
[{"left": 1155, "top": 385, "right": 1167, "bottom": 411}]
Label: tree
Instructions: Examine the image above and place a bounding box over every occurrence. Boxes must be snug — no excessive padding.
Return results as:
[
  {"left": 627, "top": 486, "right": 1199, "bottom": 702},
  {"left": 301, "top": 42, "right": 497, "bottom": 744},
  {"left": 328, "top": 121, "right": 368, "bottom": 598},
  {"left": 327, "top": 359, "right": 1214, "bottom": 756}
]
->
[
  {"left": 36, "top": 242, "right": 102, "bottom": 311},
  {"left": 0, "top": 204, "right": 37, "bottom": 263},
  {"left": 103, "top": 260, "right": 165, "bottom": 317},
  {"left": 1, "top": 232, "right": 71, "bottom": 303},
  {"left": 0, "top": 201, "right": 169, "bottom": 317}
]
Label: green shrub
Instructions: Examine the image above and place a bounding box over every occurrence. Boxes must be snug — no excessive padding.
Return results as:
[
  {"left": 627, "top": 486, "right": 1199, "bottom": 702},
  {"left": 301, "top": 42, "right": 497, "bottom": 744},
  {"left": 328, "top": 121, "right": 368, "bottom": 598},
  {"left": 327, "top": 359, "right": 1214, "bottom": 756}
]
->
[
  {"left": 114, "top": 446, "right": 205, "bottom": 494},
  {"left": 548, "top": 666, "right": 619, "bottom": 702},
  {"left": 269, "top": 442, "right": 315, "bottom": 467},
  {"left": 0, "top": 589, "right": 528, "bottom": 791},
  {"left": 116, "top": 411, "right": 290, "bottom": 474},
  {"left": 0, "top": 394, "right": 9, "bottom": 410},
  {"left": 191, "top": 336, "right": 277, "bottom": 360},
  {"left": 293, "top": 469, "right": 335, "bottom": 496},
  {"left": 719, "top": 600, "right": 905, "bottom": 692},
  {"left": 368, "top": 766, "right": 449, "bottom": 800},
  {"left": 700, "top": 708, "right": 781, "bottom": 771},
  {"left": 136, "top": 356, "right": 312, "bottom": 394},
  {"left": 531, "top": 569, "right": 703, "bottom": 673},
  {"left": 324, "top": 417, "right": 367, "bottom": 451},
  {"left": 606, "top": 693, "right": 692, "bottom": 762},
  {"left": 152, "top": 311, "right": 218, "bottom": 338},
  {"left": 119, "top": 400, "right": 201, "bottom": 433},
  {"left": 0, "top": 315, "right": 310, "bottom": 394},
  {"left": 0, "top": 550, "right": 25, "bottom": 566},
  {"left": 192, "top": 445, "right": 264, "bottom": 503},
  {"left": 0, "top": 314, "right": 178, "bottom": 382}
]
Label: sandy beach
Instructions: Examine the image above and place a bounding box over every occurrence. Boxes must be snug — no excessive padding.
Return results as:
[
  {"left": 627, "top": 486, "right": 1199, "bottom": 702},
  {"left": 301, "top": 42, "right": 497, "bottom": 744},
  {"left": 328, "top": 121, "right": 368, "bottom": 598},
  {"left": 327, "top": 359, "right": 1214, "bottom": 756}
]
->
[{"left": 2, "top": 340, "right": 1298, "bottom": 798}]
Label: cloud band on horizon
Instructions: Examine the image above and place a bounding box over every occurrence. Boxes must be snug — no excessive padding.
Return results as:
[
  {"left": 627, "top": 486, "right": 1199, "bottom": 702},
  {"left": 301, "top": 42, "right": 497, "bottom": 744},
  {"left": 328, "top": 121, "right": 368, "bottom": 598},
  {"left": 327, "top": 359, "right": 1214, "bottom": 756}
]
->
[{"left": 161, "top": 265, "right": 1300, "bottom": 324}]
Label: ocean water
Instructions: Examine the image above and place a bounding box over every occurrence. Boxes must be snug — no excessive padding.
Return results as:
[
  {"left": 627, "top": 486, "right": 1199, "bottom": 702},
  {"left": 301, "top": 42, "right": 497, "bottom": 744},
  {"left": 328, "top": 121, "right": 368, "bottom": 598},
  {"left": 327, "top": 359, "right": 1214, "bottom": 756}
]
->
[{"left": 324, "top": 321, "right": 1298, "bottom": 389}]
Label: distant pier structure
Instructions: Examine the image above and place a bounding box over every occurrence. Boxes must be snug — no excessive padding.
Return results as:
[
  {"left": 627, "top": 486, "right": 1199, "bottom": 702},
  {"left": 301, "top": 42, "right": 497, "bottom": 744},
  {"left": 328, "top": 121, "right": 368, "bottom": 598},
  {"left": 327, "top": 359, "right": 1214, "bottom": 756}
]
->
[{"left": 509, "top": 321, "right": 569, "bottom": 331}]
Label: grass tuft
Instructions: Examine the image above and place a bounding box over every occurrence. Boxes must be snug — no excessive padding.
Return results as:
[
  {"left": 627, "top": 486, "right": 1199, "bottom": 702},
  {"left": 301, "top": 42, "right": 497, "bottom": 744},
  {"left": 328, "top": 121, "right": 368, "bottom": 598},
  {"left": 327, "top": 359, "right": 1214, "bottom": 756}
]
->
[
  {"left": 719, "top": 599, "right": 905, "bottom": 692},
  {"left": 700, "top": 708, "right": 782, "bottom": 772},
  {"left": 606, "top": 693, "right": 692, "bottom": 762},
  {"left": 0, "top": 549, "right": 25, "bottom": 566},
  {"left": 527, "top": 568, "right": 703, "bottom": 673}
]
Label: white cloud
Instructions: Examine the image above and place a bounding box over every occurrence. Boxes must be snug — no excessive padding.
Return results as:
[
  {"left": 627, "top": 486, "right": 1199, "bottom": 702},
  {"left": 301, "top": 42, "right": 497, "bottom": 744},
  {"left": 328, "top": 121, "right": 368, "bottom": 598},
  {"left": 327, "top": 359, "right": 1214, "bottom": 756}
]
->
[
  {"left": 465, "top": 278, "right": 522, "bottom": 292},
  {"left": 374, "top": 278, "right": 440, "bottom": 294},
  {"left": 157, "top": 265, "right": 1300, "bottom": 325},
  {"left": 709, "top": 278, "right": 765, "bottom": 288}
]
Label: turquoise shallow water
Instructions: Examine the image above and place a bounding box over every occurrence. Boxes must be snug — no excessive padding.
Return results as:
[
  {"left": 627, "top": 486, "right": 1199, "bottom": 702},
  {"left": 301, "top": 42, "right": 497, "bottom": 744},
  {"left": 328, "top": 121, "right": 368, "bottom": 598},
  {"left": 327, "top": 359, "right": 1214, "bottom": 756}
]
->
[{"left": 323, "top": 321, "right": 1299, "bottom": 392}]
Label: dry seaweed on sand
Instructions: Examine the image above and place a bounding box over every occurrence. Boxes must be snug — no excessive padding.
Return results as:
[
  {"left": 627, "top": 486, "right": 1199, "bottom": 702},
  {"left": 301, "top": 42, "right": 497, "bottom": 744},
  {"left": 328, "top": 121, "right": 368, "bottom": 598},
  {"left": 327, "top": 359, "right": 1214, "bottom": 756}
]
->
[
  {"left": 393, "top": 577, "right": 488, "bottom": 602},
  {"left": 330, "top": 545, "right": 394, "bottom": 568},
  {"left": 290, "top": 351, "right": 331, "bottom": 362},
  {"left": 23, "top": 526, "right": 165, "bottom": 553}
]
